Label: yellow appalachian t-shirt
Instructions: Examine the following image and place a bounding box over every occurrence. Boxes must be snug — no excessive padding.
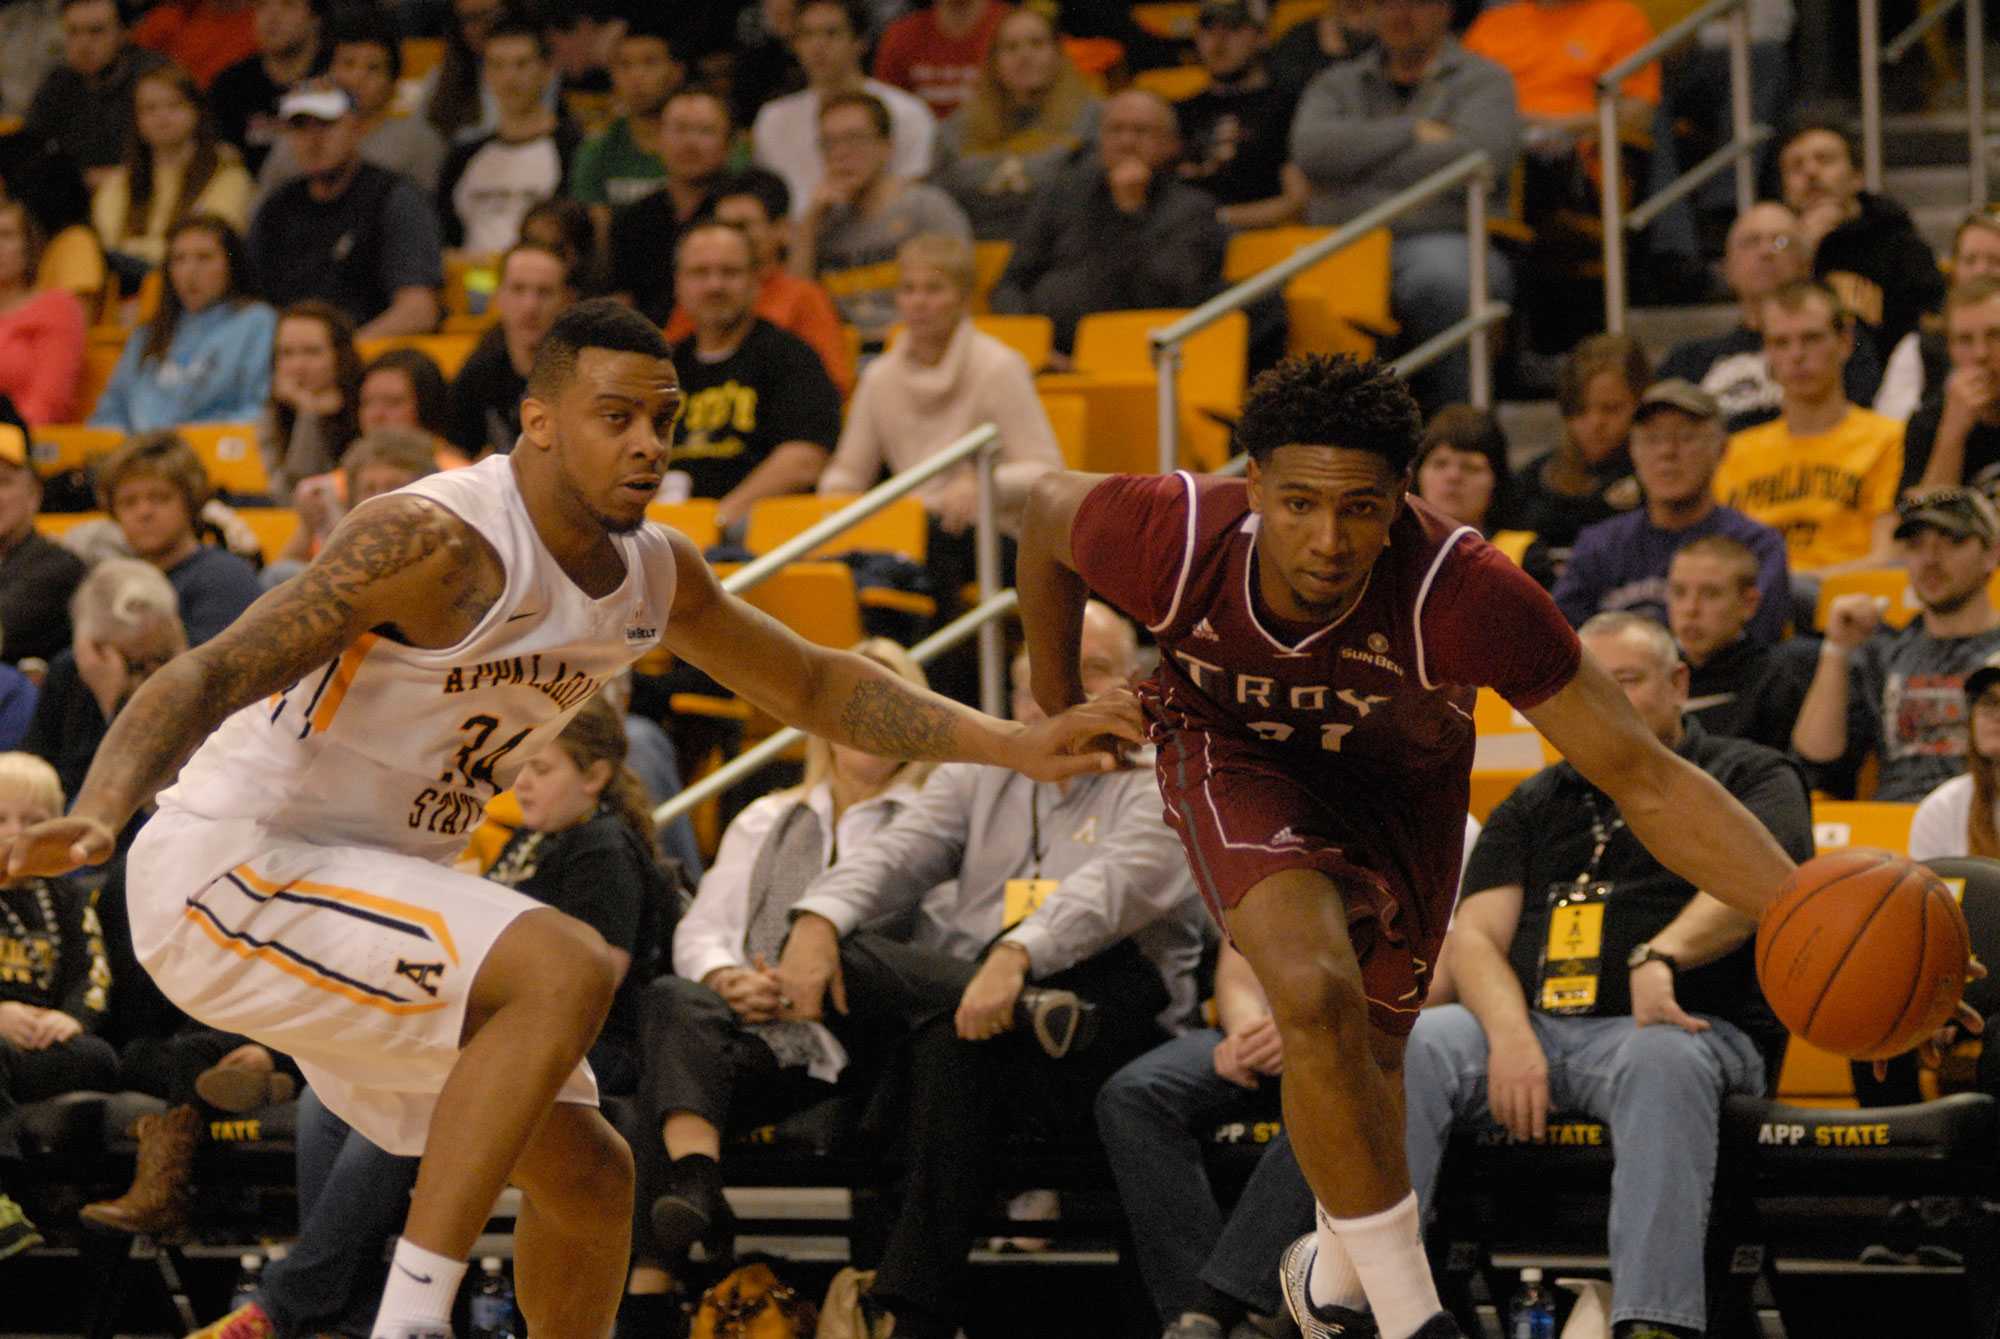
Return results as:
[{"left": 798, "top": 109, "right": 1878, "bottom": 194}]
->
[{"left": 1713, "top": 406, "right": 1904, "bottom": 572}]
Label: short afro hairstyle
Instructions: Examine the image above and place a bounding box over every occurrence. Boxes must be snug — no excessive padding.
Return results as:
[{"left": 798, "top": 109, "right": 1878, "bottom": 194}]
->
[
  {"left": 1234, "top": 353, "right": 1423, "bottom": 474},
  {"left": 527, "top": 298, "right": 671, "bottom": 399}
]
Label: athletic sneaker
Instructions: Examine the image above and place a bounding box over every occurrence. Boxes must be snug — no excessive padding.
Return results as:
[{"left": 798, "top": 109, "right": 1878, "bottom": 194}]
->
[
  {"left": 0, "top": 1194, "right": 42, "bottom": 1261},
  {"left": 1276, "top": 1234, "right": 1380, "bottom": 1337},
  {"left": 185, "top": 1302, "right": 276, "bottom": 1339}
]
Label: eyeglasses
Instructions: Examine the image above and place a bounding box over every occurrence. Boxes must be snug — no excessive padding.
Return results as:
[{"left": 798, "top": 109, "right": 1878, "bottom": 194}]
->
[{"left": 1729, "top": 231, "right": 1795, "bottom": 253}]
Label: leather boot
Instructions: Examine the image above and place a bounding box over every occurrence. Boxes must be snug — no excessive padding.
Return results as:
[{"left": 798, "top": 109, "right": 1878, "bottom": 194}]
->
[{"left": 82, "top": 1103, "right": 198, "bottom": 1239}]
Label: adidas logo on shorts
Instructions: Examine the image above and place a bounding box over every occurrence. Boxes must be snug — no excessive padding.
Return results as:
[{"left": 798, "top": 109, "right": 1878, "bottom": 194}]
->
[{"left": 1192, "top": 618, "right": 1220, "bottom": 641}]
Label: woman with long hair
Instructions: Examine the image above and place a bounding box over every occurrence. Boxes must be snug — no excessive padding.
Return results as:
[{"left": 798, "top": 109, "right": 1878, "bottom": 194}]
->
[
  {"left": 92, "top": 64, "right": 251, "bottom": 274},
  {"left": 258, "top": 299, "right": 362, "bottom": 503},
  {"left": 1508, "top": 332, "right": 1650, "bottom": 580},
  {"left": 1412, "top": 404, "right": 1515, "bottom": 535},
  {"left": 357, "top": 347, "right": 455, "bottom": 443},
  {"left": 90, "top": 214, "right": 274, "bottom": 433},
  {"left": 1910, "top": 667, "right": 2000, "bottom": 862},
  {"left": 0, "top": 201, "right": 85, "bottom": 425},
  {"left": 931, "top": 6, "right": 1098, "bottom": 241}
]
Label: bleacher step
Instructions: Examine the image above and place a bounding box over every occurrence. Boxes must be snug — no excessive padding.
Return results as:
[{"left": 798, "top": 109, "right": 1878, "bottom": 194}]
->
[{"left": 1622, "top": 302, "right": 1738, "bottom": 363}]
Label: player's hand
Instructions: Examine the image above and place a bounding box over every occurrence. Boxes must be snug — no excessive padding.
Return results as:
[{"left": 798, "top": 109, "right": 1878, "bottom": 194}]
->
[
  {"left": 1002, "top": 689, "right": 1146, "bottom": 782},
  {"left": 1487, "top": 1027, "right": 1551, "bottom": 1142},
  {"left": 1823, "top": 592, "right": 1884, "bottom": 652},
  {"left": 1630, "top": 957, "right": 1710, "bottom": 1034},
  {"left": 5, "top": 815, "right": 117, "bottom": 880},
  {"left": 955, "top": 948, "right": 1028, "bottom": 1042},
  {"left": 1888, "top": 955, "right": 1990, "bottom": 1077},
  {"left": 1231, "top": 1013, "right": 1285, "bottom": 1077},
  {"left": 775, "top": 913, "right": 845, "bottom": 1021}
]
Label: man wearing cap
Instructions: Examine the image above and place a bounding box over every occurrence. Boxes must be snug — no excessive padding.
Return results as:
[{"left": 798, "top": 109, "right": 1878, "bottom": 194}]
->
[
  {"left": 1795, "top": 486, "right": 2000, "bottom": 802},
  {"left": 0, "top": 407, "right": 86, "bottom": 669},
  {"left": 1554, "top": 379, "right": 1789, "bottom": 644},
  {"left": 245, "top": 80, "right": 442, "bottom": 339},
  {"left": 1175, "top": 0, "right": 1309, "bottom": 231}
]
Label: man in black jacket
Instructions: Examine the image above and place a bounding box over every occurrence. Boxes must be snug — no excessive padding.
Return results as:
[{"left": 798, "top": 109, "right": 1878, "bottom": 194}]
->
[{"left": 1666, "top": 534, "right": 1813, "bottom": 756}]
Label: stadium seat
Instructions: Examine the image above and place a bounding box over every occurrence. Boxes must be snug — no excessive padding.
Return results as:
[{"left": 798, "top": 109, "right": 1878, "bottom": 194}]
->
[
  {"left": 970, "top": 241, "right": 1012, "bottom": 315},
  {"left": 230, "top": 506, "right": 302, "bottom": 564},
  {"left": 1038, "top": 390, "right": 1089, "bottom": 469},
  {"left": 1071, "top": 307, "right": 1249, "bottom": 470},
  {"left": 973, "top": 314, "right": 1054, "bottom": 369},
  {"left": 459, "top": 787, "right": 523, "bottom": 874},
  {"left": 178, "top": 422, "right": 269, "bottom": 497},
  {"left": 645, "top": 498, "right": 720, "bottom": 548},
  {"left": 356, "top": 333, "right": 479, "bottom": 379},
  {"left": 744, "top": 494, "right": 928, "bottom": 564},
  {"left": 1031, "top": 369, "right": 1157, "bottom": 474},
  {"left": 399, "top": 36, "right": 444, "bottom": 80},
  {"left": 719, "top": 561, "right": 865, "bottom": 650},
  {"left": 1488, "top": 529, "right": 1536, "bottom": 566},
  {"left": 1270, "top": 0, "right": 1320, "bottom": 36},
  {"left": 1809, "top": 799, "right": 1918, "bottom": 855},
  {"left": 1130, "top": 3, "right": 1199, "bottom": 38},
  {"left": 1814, "top": 567, "right": 1917, "bottom": 631},
  {"left": 29, "top": 424, "right": 123, "bottom": 479},
  {"left": 74, "top": 333, "right": 128, "bottom": 423},
  {"left": 1131, "top": 65, "right": 1211, "bottom": 100},
  {"left": 32, "top": 509, "right": 105, "bottom": 537},
  {"left": 1223, "top": 226, "right": 1396, "bottom": 362}
]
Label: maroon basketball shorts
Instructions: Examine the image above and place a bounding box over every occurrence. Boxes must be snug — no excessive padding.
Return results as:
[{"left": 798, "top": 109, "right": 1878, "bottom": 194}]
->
[{"left": 1154, "top": 728, "right": 1454, "bottom": 1037}]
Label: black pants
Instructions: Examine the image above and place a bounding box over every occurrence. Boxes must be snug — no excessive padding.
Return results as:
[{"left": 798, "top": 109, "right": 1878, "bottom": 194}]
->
[
  {"left": 0, "top": 1032, "right": 118, "bottom": 1158},
  {"left": 117, "top": 1026, "right": 302, "bottom": 1112}
]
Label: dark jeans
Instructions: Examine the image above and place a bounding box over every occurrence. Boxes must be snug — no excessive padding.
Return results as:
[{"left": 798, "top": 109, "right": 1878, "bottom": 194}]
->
[
  {"left": 0, "top": 1032, "right": 119, "bottom": 1159},
  {"left": 117, "top": 1026, "right": 301, "bottom": 1112}
]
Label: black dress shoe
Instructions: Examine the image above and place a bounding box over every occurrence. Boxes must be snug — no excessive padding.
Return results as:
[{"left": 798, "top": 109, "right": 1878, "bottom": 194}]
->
[{"left": 1014, "top": 988, "right": 1099, "bottom": 1058}]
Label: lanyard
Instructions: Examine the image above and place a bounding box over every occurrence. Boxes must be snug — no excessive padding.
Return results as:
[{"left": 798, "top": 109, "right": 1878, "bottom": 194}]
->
[
  {"left": 1028, "top": 784, "right": 1046, "bottom": 879},
  {"left": 1573, "top": 791, "right": 1626, "bottom": 888}
]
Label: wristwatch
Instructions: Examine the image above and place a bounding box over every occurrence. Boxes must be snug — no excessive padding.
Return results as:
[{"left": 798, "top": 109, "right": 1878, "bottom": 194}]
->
[{"left": 1627, "top": 941, "right": 1679, "bottom": 975}]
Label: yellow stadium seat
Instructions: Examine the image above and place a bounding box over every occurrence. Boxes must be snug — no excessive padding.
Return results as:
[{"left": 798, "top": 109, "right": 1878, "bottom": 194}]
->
[
  {"left": 717, "top": 561, "right": 866, "bottom": 650},
  {"left": 458, "top": 787, "right": 522, "bottom": 875},
  {"left": 1472, "top": 686, "right": 1548, "bottom": 774},
  {"left": 1131, "top": 2, "right": 1200, "bottom": 37},
  {"left": 179, "top": 422, "right": 269, "bottom": 497},
  {"left": 1132, "top": 65, "right": 1212, "bottom": 101},
  {"left": 400, "top": 37, "right": 445, "bottom": 81},
  {"left": 1813, "top": 568, "right": 1917, "bottom": 632},
  {"left": 971, "top": 241, "right": 1012, "bottom": 315},
  {"left": 29, "top": 424, "right": 123, "bottom": 478},
  {"left": 1226, "top": 225, "right": 1397, "bottom": 360},
  {"left": 356, "top": 334, "right": 480, "bottom": 379},
  {"left": 1489, "top": 530, "right": 1537, "bottom": 567},
  {"left": 972, "top": 314, "right": 1053, "bottom": 369},
  {"left": 231, "top": 506, "right": 302, "bottom": 564},
  {"left": 32, "top": 509, "right": 106, "bottom": 537},
  {"left": 73, "top": 337, "right": 127, "bottom": 423},
  {"left": 1773, "top": 1034, "right": 1858, "bottom": 1108},
  {"left": 1809, "top": 799, "right": 1918, "bottom": 855},
  {"left": 1270, "top": 0, "right": 1321, "bottom": 36},
  {"left": 1074, "top": 308, "right": 1248, "bottom": 470},
  {"left": 646, "top": 499, "right": 721, "bottom": 549},
  {"left": 1469, "top": 768, "right": 1534, "bottom": 823},
  {"left": 1032, "top": 370, "right": 1159, "bottom": 475},
  {"left": 745, "top": 494, "right": 927, "bottom": 563},
  {"left": 1038, "top": 391, "right": 1089, "bottom": 469}
]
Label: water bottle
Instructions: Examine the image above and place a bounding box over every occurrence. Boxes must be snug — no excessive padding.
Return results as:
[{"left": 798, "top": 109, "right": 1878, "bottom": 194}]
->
[
  {"left": 1508, "top": 1266, "right": 1557, "bottom": 1339},
  {"left": 228, "top": 1253, "right": 263, "bottom": 1313},
  {"left": 468, "top": 1257, "right": 518, "bottom": 1339}
]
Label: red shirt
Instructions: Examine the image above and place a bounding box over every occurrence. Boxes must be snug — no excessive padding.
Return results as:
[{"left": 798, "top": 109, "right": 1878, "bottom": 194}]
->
[
  {"left": 872, "top": 1, "right": 1012, "bottom": 122},
  {"left": 130, "top": 1, "right": 257, "bottom": 88}
]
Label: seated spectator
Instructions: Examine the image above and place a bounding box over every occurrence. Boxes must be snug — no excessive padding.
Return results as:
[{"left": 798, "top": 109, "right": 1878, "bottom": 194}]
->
[
  {"left": 23, "top": 0, "right": 169, "bottom": 193},
  {"left": 873, "top": 0, "right": 1009, "bottom": 122},
  {"left": 623, "top": 639, "right": 932, "bottom": 1325},
  {"left": 1510, "top": 333, "right": 1647, "bottom": 570},
  {"left": 0, "top": 655, "right": 29, "bottom": 751},
  {"left": 278, "top": 426, "right": 439, "bottom": 571},
  {"left": 793, "top": 90, "right": 972, "bottom": 346},
  {"left": 520, "top": 194, "right": 609, "bottom": 298},
  {"left": 1411, "top": 611, "right": 1809, "bottom": 1339},
  {"left": 1781, "top": 120, "right": 1943, "bottom": 379},
  {"left": 1901, "top": 279, "right": 2000, "bottom": 496},
  {"left": 1266, "top": 0, "right": 1378, "bottom": 96},
  {"left": 566, "top": 19, "right": 681, "bottom": 220},
  {"left": 0, "top": 201, "right": 84, "bottom": 426},
  {"left": 207, "top": 0, "right": 328, "bottom": 175},
  {"left": 609, "top": 89, "right": 783, "bottom": 324},
  {"left": 247, "top": 81, "right": 442, "bottom": 338},
  {"left": 0, "top": 406, "right": 86, "bottom": 668},
  {"left": 1657, "top": 202, "right": 1883, "bottom": 434},
  {"left": 600, "top": 668, "right": 703, "bottom": 882},
  {"left": 1714, "top": 279, "right": 1903, "bottom": 578},
  {"left": 752, "top": 0, "right": 935, "bottom": 223},
  {"left": 1667, "top": 535, "right": 1814, "bottom": 757},
  {"left": 0, "top": 750, "right": 115, "bottom": 1261},
  {"left": 23, "top": 558, "right": 185, "bottom": 800},
  {"left": 437, "top": 17, "right": 581, "bottom": 259},
  {"left": 256, "top": 10, "right": 448, "bottom": 202},
  {"left": 128, "top": 0, "right": 255, "bottom": 90},
  {"left": 930, "top": 6, "right": 1099, "bottom": 243},
  {"left": 91, "top": 214, "right": 275, "bottom": 434},
  {"left": 357, "top": 347, "right": 454, "bottom": 445},
  {"left": 1795, "top": 487, "right": 2000, "bottom": 802},
  {"left": 258, "top": 299, "right": 361, "bottom": 503},
  {"left": 1176, "top": 0, "right": 1309, "bottom": 231},
  {"left": 1556, "top": 380, "right": 1789, "bottom": 643},
  {"left": 1412, "top": 404, "right": 1518, "bottom": 535},
  {"left": 665, "top": 176, "right": 855, "bottom": 396},
  {"left": 775, "top": 608, "right": 1206, "bottom": 1339},
  {"left": 991, "top": 89, "right": 1224, "bottom": 356},
  {"left": 95, "top": 432, "right": 261, "bottom": 644},
  {"left": 1910, "top": 659, "right": 2000, "bottom": 862},
  {"left": 419, "top": 0, "right": 503, "bottom": 143},
  {"left": 446, "top": 241, "right": 575, "bottom": 460},
  {"left": 1290, "top": 0, "right": 1518, "bottom": 407},
  {"left": 668, "top": 221, "right": 839, "bottom": 531},
  {"left": 1874, "top": 209, "right": 2000, "bottom": 427}
]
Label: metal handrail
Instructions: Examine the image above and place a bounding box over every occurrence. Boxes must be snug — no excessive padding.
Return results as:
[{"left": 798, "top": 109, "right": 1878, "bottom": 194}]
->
[
  {"left": 1598, "top": 0, "right": 1762, "bottom": 332},
  {"left": 1149, "top": 151, "right": 1509, "bottom": 472},
  {"left": 1859, "top": 0, "right": 1985, "bottom": 207},
  {"left": 652, "top": 590, "right": 1021, "bottom": 826},
  {"left": 710, "top": 422, "right": 1006, "bottom": 717}
]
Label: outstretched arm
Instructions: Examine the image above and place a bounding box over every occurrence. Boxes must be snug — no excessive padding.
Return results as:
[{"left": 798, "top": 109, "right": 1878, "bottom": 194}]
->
[
  {"left": 6, "top": 495, "right": 498, "bottom": 874},
  {"left": 658, "top": 528, "right": 1139, "bottom": 780},
  {"left": 1017, "top": 470, "right": 1110, "bottom": 716}
]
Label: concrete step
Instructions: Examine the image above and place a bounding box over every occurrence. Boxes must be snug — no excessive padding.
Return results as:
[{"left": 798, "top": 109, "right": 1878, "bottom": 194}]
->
[
  {"left": 1883, "top": 161, "right": 1988, "bottom": 209},
  {"left": 1497, "top": 399, "right": 1561, "bottom": 469},
  {"left": 1623, "top": 302, "right": 1738, "bottom": 362}
]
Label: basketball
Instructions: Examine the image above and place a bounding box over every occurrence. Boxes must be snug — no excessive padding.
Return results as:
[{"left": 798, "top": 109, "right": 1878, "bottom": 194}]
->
[{"left": 1755, "top": 850, "right": 1971, "bottom": 1060}]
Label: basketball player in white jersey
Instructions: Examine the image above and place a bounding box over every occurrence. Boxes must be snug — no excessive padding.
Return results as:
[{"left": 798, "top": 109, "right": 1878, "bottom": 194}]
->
[{"left": 3, "top": 300, "right": 1142, "bottom": 1339}]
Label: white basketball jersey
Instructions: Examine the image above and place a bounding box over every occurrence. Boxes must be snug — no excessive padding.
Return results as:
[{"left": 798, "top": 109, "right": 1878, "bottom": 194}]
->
[{"left": 159, "top": 456, "right": 677, "bottom": 863}]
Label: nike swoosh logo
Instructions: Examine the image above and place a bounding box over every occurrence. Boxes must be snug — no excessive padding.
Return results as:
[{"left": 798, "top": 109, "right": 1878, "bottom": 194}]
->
[
  {"left": 1685, "top": 692, "right": 1737, "bottom": 711},
  {"left": 395, "top": 1263, "right": 434, "bottom": 1284},
  {"left": 505, "top": 611, "right": 538, "bottom": 623}
]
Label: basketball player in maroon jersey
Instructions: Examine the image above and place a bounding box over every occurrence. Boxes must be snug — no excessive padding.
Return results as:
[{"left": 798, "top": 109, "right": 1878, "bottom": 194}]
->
[{"left": 1019, "top": 355, "right": 1799, "bottom": 1339}]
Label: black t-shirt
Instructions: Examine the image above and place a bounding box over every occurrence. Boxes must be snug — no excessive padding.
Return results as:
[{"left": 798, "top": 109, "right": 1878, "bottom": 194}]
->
[
  {"left": 1686, "top": 636, "right": 1817, "bottom": 759},
  {"left": 1899, "top": 394, "right": 2000, "bottom": 493},
  {"left": 1507, "top": 451, "right": 1641, "bottom": 559},
  {"left": 209, "top": 46, "right": 330, "bottom": 175},
  {"left": 23, "top": 649, "right": 106, "bottom": 803},
  {"left": 1266, "top": 17, "right": 1375, "bottom": 97},
  {"left": 610, "top": 167, "right": 788, "bottom": 325},
  {"left": 667, "top": 319, "right": 842, "bottom": 502},
  {"left": 1463, "top": 720, "right": 1812, "bottom": 1050},
  {"left": 445, "top": 325, "right": 525, "bottom": 459},
  {"left": 246, "top": 163, "right": 445, "bottom": 330},
  {"left": 0, "top": 528, "right": 86, "bottom": 665},
  {"left": 1173, "top": 77, "right": 1298, "bottom": 208}
]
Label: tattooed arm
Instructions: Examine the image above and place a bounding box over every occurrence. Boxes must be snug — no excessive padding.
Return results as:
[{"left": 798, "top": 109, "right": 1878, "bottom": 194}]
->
[
  {"left": 656, "top": 528, "right": 1142, "bottom": 780},
  {"left": 6, "top": 495, "right": 502, "bottom": 876}
]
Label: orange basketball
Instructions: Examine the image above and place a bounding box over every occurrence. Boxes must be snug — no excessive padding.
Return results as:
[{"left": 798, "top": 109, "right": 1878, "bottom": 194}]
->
[{"left": 1755, "top": 849, "right": 1971, "bottom": 1060}]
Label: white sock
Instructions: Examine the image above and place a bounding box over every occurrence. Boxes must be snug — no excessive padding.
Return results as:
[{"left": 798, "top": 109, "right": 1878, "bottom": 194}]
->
[
  {"left": 1309, "top": 1202, "right": 1370, "bottom": 1312},
  {"left": 373, "top": 1238, "right": 466, "bottom": 1337},
  {"left": 1325, "top": 1193, "right": 1441, "bottom": 1339}
]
